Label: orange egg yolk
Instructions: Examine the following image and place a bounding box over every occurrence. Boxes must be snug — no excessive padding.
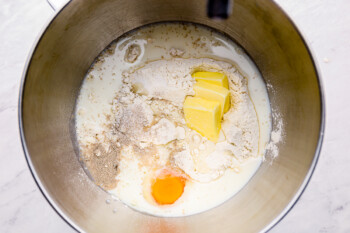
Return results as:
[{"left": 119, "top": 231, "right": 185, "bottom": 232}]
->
[{"left": 151, "top": 175, "right": 185, "bottom": 205}]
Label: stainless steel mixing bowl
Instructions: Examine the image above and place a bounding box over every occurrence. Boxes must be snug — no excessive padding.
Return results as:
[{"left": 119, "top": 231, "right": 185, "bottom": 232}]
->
[{"left": 19, "top": 0, "right": 325, "bottom": 232}]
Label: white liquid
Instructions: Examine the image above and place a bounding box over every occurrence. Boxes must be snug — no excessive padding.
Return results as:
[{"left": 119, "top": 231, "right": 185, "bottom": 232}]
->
[
  {"left": 76, "top": 23, "right": 271, "bottom": 217},
  {"left": 114, "top": 152, "right": 261, "bottom": 217}
]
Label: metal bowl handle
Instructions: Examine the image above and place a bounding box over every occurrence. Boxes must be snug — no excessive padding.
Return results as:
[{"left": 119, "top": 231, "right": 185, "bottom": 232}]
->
[{"left": 207, "top": 0, "right": 232, "bottom": 19}]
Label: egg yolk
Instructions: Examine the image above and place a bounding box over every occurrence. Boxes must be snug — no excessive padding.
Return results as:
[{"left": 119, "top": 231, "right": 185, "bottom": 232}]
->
[{"left": 151, "top": 175, "right": 185, "bottom": 205}]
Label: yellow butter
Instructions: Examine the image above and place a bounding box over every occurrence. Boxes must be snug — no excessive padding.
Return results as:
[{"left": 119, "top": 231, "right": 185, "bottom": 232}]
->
[
  {"left": 183, "top": 97, "right": 221, "bottom": 142},
  {"left": 194, "top": 81, "right": 230, "bottom": 115},
  {"left": 192, "top": 72, "right": 229, "bottom": 89}
]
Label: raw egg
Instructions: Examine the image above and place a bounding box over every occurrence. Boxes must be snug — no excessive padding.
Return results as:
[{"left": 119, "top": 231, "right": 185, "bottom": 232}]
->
[
  {"left": 143, "top": 168, "right": 187, "bottom": 206},
  {"left": 151, "top": 173, "right": 185, "bottom": 205}
]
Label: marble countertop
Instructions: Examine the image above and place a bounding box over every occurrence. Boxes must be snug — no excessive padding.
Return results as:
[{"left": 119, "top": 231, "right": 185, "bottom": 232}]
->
[{"left": 1, "top": 0, "right": 349, "bottom": 232}]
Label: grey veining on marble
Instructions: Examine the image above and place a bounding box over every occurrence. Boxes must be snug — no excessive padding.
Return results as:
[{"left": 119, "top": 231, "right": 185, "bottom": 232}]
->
[{"left": 0, "top": 0, "right": 350, "bottom": 232}]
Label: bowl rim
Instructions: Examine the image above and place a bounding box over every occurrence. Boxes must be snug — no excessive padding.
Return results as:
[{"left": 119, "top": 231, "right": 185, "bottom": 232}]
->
[{"left": 18, "top": 1, "right": 326, "bottom": 232}]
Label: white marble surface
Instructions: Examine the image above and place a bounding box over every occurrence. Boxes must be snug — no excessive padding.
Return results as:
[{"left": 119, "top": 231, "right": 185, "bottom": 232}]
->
[{"left": 0, "top": 0, "right": 349, "bottom": 232}]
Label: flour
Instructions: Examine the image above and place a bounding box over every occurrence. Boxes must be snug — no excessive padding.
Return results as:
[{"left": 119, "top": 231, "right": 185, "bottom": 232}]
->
[
  {"left": 169, "top": 47, "right": 185, "bottom": 57},
  {"left": 124, "top": 44, "right": 141, "bottom": 63},
  {"left": 221, "top": 94, "right": 259, "bottom": 161},
  {"left": 124, "top": 59, "right": 196, "bottom": 106},
  {"left": 77, "top": 57, "right": 262, "bottom": 186},
  {"left": 108, "top": 58, "right": 260, "bottom": 182},
  {"left": 173, "top": 148, "right": 224, "bottom": 182},
  {"left": 142, "top": 118, "right": 185, "bottom": 145},
  {"left": 265, "top": 113, "right": 284, "bottom": 161}
]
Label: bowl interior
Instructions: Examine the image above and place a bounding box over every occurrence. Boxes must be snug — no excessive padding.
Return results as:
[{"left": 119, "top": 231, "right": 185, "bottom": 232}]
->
[{"left": 20, "top": 0, "right": 323, "bottom": 232}]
